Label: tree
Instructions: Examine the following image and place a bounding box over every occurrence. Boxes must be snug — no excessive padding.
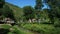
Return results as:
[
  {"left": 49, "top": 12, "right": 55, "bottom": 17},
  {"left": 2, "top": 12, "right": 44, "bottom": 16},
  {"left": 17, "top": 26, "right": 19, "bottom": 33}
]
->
[
  {"left": 35, "top": 0, "right": 43, "bottom": 10},
  {"left": 44, "top": 0, "right": 60, "bottom": 25},
  {"left": 0, "top": 0, "right": 5, "bottom": 8},
  {"left": 2, "top": 5, "right": 16, "bottom": 21},
  {"left": 45, "top": 0, "right": 60, "bottom": 17},
  {"left": 35, "top": 0, "right": 43, "bottom": 20},
  {"left": 23, "top": 6, "right": 35, "bottom": 20}
]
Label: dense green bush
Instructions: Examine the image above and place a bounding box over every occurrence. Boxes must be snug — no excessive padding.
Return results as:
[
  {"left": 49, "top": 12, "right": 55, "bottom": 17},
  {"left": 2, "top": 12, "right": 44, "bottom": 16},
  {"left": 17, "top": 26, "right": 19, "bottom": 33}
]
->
[
  {"left": 54, "top": 18, "right": 60, "bottom": 27},
  {"left": 0, "top": 25, "right": 34, "bottom": 34},
  {"left": 21, "top": 24, "right": 60, "bottom": 34},
  {"left": 8, "top": 26, "right": 34, "bottom": 34}
]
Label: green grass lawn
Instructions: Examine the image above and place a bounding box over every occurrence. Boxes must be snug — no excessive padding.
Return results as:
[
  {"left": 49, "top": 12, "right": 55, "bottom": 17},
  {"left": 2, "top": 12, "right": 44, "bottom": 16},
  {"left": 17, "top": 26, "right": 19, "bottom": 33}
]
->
[{"left": 0, "top": 24, "right": 11, "bottom": 29}]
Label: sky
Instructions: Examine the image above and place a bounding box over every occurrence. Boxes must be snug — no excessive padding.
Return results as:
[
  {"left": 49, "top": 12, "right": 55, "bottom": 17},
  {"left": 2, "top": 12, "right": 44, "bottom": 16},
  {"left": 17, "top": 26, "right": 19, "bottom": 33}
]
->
[
  {"left": 5, "top": 0, "right": 49, "bottom": 9},
  {"left": 6, "top": 0, "right": 36, "bottom": 8}
]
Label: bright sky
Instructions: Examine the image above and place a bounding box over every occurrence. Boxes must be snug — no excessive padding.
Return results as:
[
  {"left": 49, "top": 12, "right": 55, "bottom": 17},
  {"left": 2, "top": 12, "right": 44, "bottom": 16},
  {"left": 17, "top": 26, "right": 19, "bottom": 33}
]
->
[
  {"left": 6, "top": 0, "right": 36, "bottom": 8},
  {"left": 5, "top": 0, "right": 49, "bottom": 9}
]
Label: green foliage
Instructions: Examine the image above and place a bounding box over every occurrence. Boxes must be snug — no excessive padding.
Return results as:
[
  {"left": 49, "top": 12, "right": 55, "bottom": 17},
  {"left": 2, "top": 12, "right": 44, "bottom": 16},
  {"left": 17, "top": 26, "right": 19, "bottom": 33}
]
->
[
  {"left": 21, "top": 24, "right": 60, "bottom": 34},
  {"left": 0, "top": 24, "right": 11, "bottom": 29},
  {"left": 46, "top": 0, "right": 60, "bottom": 17},
  {"left": 23, "top": 6, "right": 35, "bottom": 20},
  {"left": 0, "top": 0, "right": 5, "bottom": 8},
  {"left": 6, "top": 2, "right": 23, "bottom": 22},
  {"left": 0, "top": 25, "right": 34, "bottom": 34},
  {"left": 54, "top": 18, "right": 60, "bottom": 27},
  {"left": 8, "top": 26, "right": 34, "bottom": 34},
  {"left": 42, "top": 0, "right": 60, "bottom": 25},
  {"left": 0, "top": 2, "right": 23, "bottom": 22},
  {"left": 0, "top": 1, "right": 60, "bottom": 34},
  {"left": 3, "top": 5, "right": 14, "bottom": 19},
  {"left": 35, "top": 0, "right": 43, "bottom": 10}
]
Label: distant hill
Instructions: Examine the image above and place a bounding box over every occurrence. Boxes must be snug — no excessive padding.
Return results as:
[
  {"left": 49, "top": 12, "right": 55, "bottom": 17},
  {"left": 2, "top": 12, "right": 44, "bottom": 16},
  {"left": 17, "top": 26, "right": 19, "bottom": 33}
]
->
[{"left": 5, "top": 2, "right": 24, "bottom": 21}]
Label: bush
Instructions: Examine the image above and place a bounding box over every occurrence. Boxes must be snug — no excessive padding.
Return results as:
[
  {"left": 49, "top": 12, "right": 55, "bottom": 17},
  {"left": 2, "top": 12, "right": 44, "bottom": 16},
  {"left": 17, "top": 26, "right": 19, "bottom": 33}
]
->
[
  {"left": 21, "top": 24, "right": 56, "bottom": 34},
  {"left": 9, "top": 26, "right": 34, "bottom": 34},
  {"left": 54, "top": 18, "right": 60, "bottom": 27}
]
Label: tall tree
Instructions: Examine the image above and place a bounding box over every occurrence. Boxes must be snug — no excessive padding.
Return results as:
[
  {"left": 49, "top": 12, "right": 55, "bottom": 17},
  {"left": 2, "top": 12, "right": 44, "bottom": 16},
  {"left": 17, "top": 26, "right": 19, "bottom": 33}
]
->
[
  {"left": 23, "top": 6, "right": 35, "bottom": 20},
  {"left": 35, "top": 0, "right": 43, "bottom": 10},
  {"left": 0, "top": 0, "right": 5, "bottom": 8},
  {"left": 44, "top": 0, "right": 60, "bottom": 24},
  {"left": 4, "top": 5, "right": 15, "bottom": 20},
  {"left": 23, "top": 6, "right": 34, "bottom": 20},
  {"left": 35, "top": 0, "right": 44, "bottom": 20}
]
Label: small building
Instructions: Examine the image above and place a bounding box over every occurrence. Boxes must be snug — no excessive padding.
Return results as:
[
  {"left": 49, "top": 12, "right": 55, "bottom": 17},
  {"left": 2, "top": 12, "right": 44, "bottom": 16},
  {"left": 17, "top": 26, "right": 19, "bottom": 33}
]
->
[{"left": 4, "top": 18, "right": 15, "bottom": 24}]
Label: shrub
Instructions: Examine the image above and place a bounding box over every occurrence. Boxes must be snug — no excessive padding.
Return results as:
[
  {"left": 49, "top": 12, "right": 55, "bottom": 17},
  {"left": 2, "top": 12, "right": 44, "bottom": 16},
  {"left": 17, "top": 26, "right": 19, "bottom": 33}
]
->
[
  {"left": 54, "top": 18, "right": 60, "bottom": 27},
  {"left": 21, "top": 24, "right": 57, "bottom": 34}
]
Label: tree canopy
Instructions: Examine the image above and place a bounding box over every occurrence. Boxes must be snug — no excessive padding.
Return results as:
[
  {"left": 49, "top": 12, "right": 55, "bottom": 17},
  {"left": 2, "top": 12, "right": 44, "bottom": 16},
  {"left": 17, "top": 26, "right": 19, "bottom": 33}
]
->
[{"left": 23, "top": 6, "right": 35, "bottom": 20}]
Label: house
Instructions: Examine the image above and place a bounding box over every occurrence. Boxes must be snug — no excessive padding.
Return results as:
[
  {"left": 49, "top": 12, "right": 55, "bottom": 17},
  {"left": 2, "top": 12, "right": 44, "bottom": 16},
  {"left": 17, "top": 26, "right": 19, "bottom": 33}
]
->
[{"left": 4, "top": 18, "right": 15, "bottom": 24}]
